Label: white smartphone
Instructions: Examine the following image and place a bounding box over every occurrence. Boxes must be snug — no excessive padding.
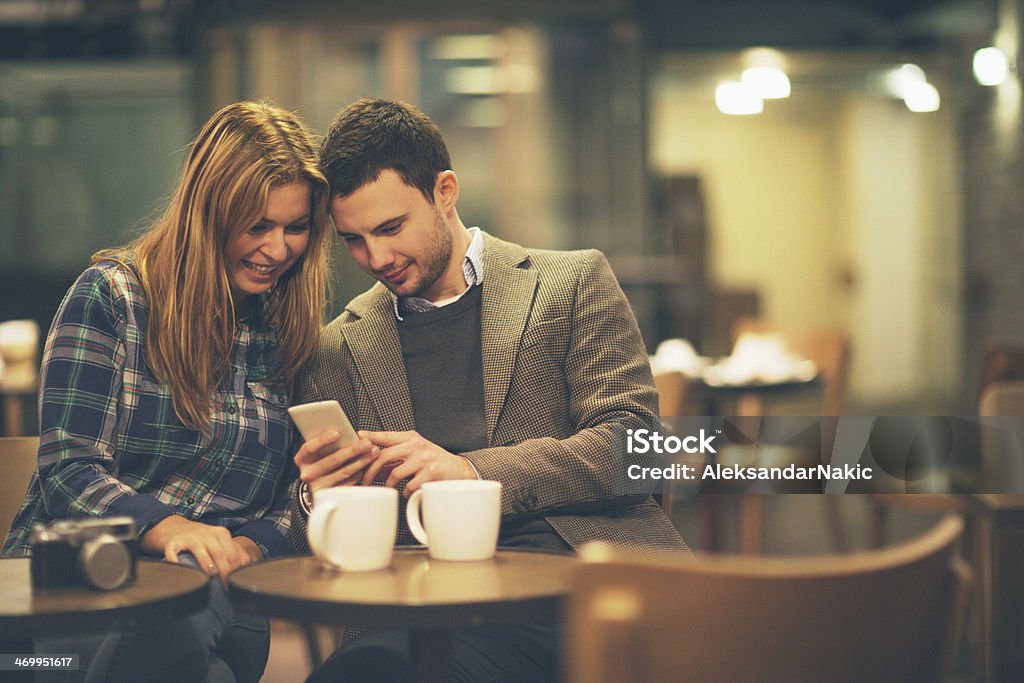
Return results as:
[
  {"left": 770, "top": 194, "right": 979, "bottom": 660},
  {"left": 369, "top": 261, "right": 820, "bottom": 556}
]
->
[{"left": 288, "top": 400, "right": 359, "bottom": 446}]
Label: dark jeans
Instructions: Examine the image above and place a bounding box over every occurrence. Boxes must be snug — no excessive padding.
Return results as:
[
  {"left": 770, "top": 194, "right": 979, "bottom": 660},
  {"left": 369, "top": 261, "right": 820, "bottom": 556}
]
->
[
  {"left": 306, "top": 621, "right": 561, "bottom": 683},
  {"left": 36, "top": 553, "right": 269, "bottom": 683}
]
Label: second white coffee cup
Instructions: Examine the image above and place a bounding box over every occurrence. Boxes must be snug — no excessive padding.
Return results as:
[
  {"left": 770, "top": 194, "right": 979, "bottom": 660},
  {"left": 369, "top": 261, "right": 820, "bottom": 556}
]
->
[
  {"left": 405, "top": 480, "right": 502, "bottom": 561},
  {"left": 307, "top": 486, "right": 398, "bottom": 571}
]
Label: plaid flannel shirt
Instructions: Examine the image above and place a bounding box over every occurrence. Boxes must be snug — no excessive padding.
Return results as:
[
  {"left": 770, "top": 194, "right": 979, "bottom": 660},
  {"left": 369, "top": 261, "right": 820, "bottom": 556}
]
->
[{"left": 2, "top": 261, "right": 298, "bottom": 558}]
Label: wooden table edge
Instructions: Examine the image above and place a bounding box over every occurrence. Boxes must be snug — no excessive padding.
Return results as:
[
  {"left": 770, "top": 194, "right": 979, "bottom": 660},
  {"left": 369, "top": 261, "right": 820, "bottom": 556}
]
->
[
  {"left": 228, "top": 548, "right": 576, "bottom": 628},
  {"left": 0, "top": 558, "right": 210, "bottom": 638}
]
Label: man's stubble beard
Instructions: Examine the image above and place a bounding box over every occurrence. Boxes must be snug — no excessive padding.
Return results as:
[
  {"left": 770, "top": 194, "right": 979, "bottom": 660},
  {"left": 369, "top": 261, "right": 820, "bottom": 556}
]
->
[{"left": 403, "top": 208, "right": 453, "bottom": 299}]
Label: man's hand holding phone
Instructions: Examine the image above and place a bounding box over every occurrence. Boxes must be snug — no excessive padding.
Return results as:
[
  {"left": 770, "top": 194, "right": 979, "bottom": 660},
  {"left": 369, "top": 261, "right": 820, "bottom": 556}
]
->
[{"left": 289, "top": 401, "right": 379, "bottom": 491}]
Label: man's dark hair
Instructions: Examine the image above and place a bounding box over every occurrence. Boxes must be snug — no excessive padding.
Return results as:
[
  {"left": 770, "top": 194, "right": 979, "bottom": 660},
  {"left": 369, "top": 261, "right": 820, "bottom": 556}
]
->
[{"left": 319, "top": 98, "right": 451, "bottom": 202}]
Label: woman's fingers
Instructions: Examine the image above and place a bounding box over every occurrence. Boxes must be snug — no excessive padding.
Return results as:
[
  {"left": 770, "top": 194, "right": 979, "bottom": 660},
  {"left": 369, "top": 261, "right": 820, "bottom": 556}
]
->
[
  {"left": 152, "top": 518, "right": 262, "bottom": 579},
  {"left": 161, "top": 524, "right": 237, "bottom": 576}
]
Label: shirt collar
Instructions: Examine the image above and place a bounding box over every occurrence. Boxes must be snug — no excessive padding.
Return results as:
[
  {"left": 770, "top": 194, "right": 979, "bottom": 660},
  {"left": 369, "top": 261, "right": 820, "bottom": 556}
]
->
[{"left": 392, "top": 227, "right": 484, "bottom": 320}]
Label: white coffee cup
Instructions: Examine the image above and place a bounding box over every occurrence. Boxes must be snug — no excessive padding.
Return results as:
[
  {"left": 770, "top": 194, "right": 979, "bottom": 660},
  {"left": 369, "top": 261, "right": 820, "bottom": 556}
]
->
[
  {"left": 405, "top": 480, "right": 502, "bottom": 561},
  {"left": 307, "top": 486, "right": 398, "bottom": 571}
]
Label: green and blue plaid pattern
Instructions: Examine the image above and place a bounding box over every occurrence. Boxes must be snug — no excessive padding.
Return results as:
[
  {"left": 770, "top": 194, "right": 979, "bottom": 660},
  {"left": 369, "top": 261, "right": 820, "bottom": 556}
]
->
[{"left": 3, "top": 261, "right": 298, "bottom": 558}]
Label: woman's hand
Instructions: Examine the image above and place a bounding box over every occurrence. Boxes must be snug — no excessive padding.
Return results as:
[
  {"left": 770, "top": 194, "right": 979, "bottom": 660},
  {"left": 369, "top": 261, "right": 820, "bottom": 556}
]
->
[
  {"left": 141, "top": 515, "right": 257, "bottom": 578},
  {"left": 232, "top": 535, "right": 264, "bottom": 564}
]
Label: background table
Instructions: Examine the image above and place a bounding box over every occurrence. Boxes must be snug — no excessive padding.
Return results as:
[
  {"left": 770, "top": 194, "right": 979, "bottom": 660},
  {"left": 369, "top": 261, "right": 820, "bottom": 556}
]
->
[
  {"left": 660, "top": 378, "right": 824, "bottom": 554},
  {"left": 0, "top": 557, "right": 209, "bottom": 639},
  {"left": 687, "top": 376, "right": 822, "bottom": 417},
  {"left": 229, "top": 547, "right": 578, "bottom": 682}
]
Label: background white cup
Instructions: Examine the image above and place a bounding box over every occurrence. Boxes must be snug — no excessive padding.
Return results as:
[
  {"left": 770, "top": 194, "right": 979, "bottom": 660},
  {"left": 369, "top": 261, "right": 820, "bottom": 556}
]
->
[
  {"left": 405, "top": 480, "right": 502, "bottom": 561},
  {"left": 308, "top": 486, "right": 398, "bottom": 571}
]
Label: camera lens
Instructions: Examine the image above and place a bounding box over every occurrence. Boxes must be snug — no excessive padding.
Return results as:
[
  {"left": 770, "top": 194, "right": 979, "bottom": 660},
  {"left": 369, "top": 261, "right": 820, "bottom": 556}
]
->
[{"left": 79, "top": 534, "right": 132, "bottom": 590}]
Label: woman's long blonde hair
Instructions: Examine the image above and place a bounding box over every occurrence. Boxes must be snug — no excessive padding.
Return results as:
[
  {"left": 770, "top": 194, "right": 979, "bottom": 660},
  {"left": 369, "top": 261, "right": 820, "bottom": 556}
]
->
[{"left": 95, "top": 101, "right": 331, "bottom": 431}]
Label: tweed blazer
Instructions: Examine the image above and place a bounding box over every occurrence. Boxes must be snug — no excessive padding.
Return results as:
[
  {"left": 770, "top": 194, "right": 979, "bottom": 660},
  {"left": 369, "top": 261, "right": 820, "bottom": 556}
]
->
[{"left": 290, "top": 233, "right": 688, "bottom": 557}]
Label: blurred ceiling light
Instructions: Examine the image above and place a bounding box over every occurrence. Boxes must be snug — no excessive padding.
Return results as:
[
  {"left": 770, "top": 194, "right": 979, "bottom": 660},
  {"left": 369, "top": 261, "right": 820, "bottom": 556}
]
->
[
  {"left": 444, "top": 64, "right": 538, "bottom": 94},
  {"left": 884, "top": 63, "right": 927, "bottom": 99},
  {"left": 0, "top": 0, "right": 83, "bottom": 24},
  {"left": 904, "top": 81, "right": 940, "bottom": 112},
  {"left": 741, "top": 66, "right": 791, "bottom": 99},
  {"left": 715, "top": 81, "right": 763, "bottom": 115},
  {"left": 973, "top": 46, "right": 1010, "bottom": 86},
  {"left": 744, "top": 47, "right": 787, "bottom": 69},
  {"left": 430, "top": 34, "right": 502, "bottom": 61},
  {"left": 445, "top": 65, "right": 503, "bottom": 94}
]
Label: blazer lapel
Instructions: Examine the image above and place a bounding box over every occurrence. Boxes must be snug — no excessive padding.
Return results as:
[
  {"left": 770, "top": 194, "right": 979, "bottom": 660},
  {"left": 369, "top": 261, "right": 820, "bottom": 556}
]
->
[
  {"left": 343, "top": 285, "right": 417, "bottom": 431},
  {"left": 480, "top": 236, "right": 538, "bottom": 441}
]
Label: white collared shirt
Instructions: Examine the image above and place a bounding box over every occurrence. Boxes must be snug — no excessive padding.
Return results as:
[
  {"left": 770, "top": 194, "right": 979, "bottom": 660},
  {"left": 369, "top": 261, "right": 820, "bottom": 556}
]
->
[{"left": 392, "top": 227, "right": 484, "bottom": 321}]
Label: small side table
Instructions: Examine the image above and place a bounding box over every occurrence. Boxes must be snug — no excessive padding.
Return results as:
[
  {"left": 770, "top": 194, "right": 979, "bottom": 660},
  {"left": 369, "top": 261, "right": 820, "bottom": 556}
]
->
[
  {"left": 0, "top": 557, "right": 209, "bottom": 639},
  {"left": 230, "top": 548, "right": 577, "bottom": 682}
]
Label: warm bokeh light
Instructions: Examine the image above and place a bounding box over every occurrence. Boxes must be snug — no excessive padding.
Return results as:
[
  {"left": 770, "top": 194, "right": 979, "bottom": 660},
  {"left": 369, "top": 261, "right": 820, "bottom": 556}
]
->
[
  {"left": 715, "top": 80, "right": 763, "bottom": 115},
  {"left": 741, "top": 66, "right": 791, "bottom": 99},
  {"left": 973, "top": 47, "right": 1010, "bottom": 86},
  {"left": 884, "top": 63, "right": 926, "bottom": 99},
  {"left": 429, "top": 34, "right": 502, "bottom": 61},
  {"left": 904, "top": 81, "right": 940, "bottom": 112},
  {"left": 882, "top": 64, "right": 939, "bottom": 112}
]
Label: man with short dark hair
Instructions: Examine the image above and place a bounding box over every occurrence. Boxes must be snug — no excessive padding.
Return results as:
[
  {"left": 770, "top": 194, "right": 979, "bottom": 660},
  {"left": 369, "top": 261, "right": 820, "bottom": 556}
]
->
[{"left": 291, "top": 98, "right": 687, "bottom": 682}]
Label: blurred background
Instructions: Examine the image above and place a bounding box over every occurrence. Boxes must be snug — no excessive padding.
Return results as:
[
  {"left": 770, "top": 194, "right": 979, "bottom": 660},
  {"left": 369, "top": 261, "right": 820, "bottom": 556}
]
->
[{"left": 0, "top": 0, "right": 1021, "bottom": 423}]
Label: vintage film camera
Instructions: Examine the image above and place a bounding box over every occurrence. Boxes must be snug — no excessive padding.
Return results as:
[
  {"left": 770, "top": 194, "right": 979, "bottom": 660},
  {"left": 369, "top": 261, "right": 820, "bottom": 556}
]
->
[{"left": 30, "top": 516, "right": 138, "bottom": 591}]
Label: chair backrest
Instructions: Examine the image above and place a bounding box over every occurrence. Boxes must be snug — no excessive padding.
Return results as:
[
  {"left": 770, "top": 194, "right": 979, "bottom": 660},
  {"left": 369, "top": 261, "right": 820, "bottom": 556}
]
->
[
  {"left": 977, "top": 341, "right": 1024, "bottom": 402},
  {"left": 0, "top": 436, "right": 39, "bottom": 538},
  {"left": 979, "top": 380, "right": 1024, "bottom": 491},
  {"left": 652, "top": 370, "right": 688, "bottom": 417},
  {"left": 733, "top": 319, "right": 851, "bottom": 415},
  {"left": 980, "top": 380, "right": 1024, "bottom": 417},
  {"left": 567, "top": 515, "right": 970, "bottom": 683}
]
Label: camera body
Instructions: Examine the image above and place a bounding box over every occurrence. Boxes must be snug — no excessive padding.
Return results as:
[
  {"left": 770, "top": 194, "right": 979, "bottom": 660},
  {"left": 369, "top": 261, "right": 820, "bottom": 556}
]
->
[{"left": 30, "top": 516, "right": 138, "bottom": 591}]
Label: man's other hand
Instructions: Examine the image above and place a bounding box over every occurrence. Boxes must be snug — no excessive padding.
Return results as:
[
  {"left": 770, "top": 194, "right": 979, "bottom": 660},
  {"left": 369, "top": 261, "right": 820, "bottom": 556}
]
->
[{"left": 360, "top": 430, "right": 478, "bottom": 494}]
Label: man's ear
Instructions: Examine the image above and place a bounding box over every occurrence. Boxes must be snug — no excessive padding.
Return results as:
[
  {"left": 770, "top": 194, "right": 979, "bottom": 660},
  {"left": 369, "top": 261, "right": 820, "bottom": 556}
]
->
[{"left": 434, "top": 170, "right": 459, "bottom": 211}]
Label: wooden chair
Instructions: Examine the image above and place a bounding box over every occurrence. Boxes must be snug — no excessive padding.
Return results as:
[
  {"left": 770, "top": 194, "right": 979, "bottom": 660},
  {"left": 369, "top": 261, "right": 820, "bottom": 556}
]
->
[
  {"left": 980, "top": 379, "right": 1024, "bottom": 415},
  {"left": 567, "top": 514, "right": 971, "bottom": 683},
  {"left": 711, "top": 321, "right": 852, "bottom": 553},
  {"left": 651, "top": 371, "right": 692, "bottom": 519},
  {"left": 867, "top": 379, "right": 1024, "bottom": 548},
  {"left": 976, "top": 341, "right": 1024, "bottom": 404},
  {"left": 652, "top": 370, "right": 689, "bottom": 419},
  {"left": 864, "top": 350, "right": 1024, "bottom": 532},
  {"left": 0, "top": 436, "right": 38, "bottom": 538},
  {"left": 979, "top": 380, "right": 1024, "bottom": 492},
  {"left": 731, "top": 318, "right": 851, "bottom": 416}
]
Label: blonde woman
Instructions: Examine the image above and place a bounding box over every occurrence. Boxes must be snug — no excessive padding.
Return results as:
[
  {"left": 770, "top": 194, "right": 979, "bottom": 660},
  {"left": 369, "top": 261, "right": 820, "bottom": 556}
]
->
[{"left": 4, "top": 101, "right": 331, "bottom": 682}]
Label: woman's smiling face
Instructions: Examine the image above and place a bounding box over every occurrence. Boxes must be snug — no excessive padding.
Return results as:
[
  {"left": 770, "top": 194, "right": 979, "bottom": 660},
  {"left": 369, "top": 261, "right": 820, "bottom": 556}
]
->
[{"left": 226, "top": 180, "right": 312, "bottom": 307}]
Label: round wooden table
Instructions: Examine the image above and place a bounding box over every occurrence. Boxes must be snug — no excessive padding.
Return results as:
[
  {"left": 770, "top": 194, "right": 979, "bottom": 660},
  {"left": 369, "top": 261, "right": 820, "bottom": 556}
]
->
[
  {"left": 228, "top": 547, "right": 578, "bottom": 682},
  {"left": 0, "top": 557, "right": 209, "bottom": 639}
]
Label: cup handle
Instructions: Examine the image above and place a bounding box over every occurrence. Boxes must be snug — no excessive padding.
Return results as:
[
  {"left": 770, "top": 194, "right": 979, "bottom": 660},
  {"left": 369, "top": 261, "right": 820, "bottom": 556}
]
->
[
  {"left": 307, "top": 501, "right": 340, "bottom": 561},
  {"left": 405, "top": 489, "right": 429, "bottom": 546}
]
